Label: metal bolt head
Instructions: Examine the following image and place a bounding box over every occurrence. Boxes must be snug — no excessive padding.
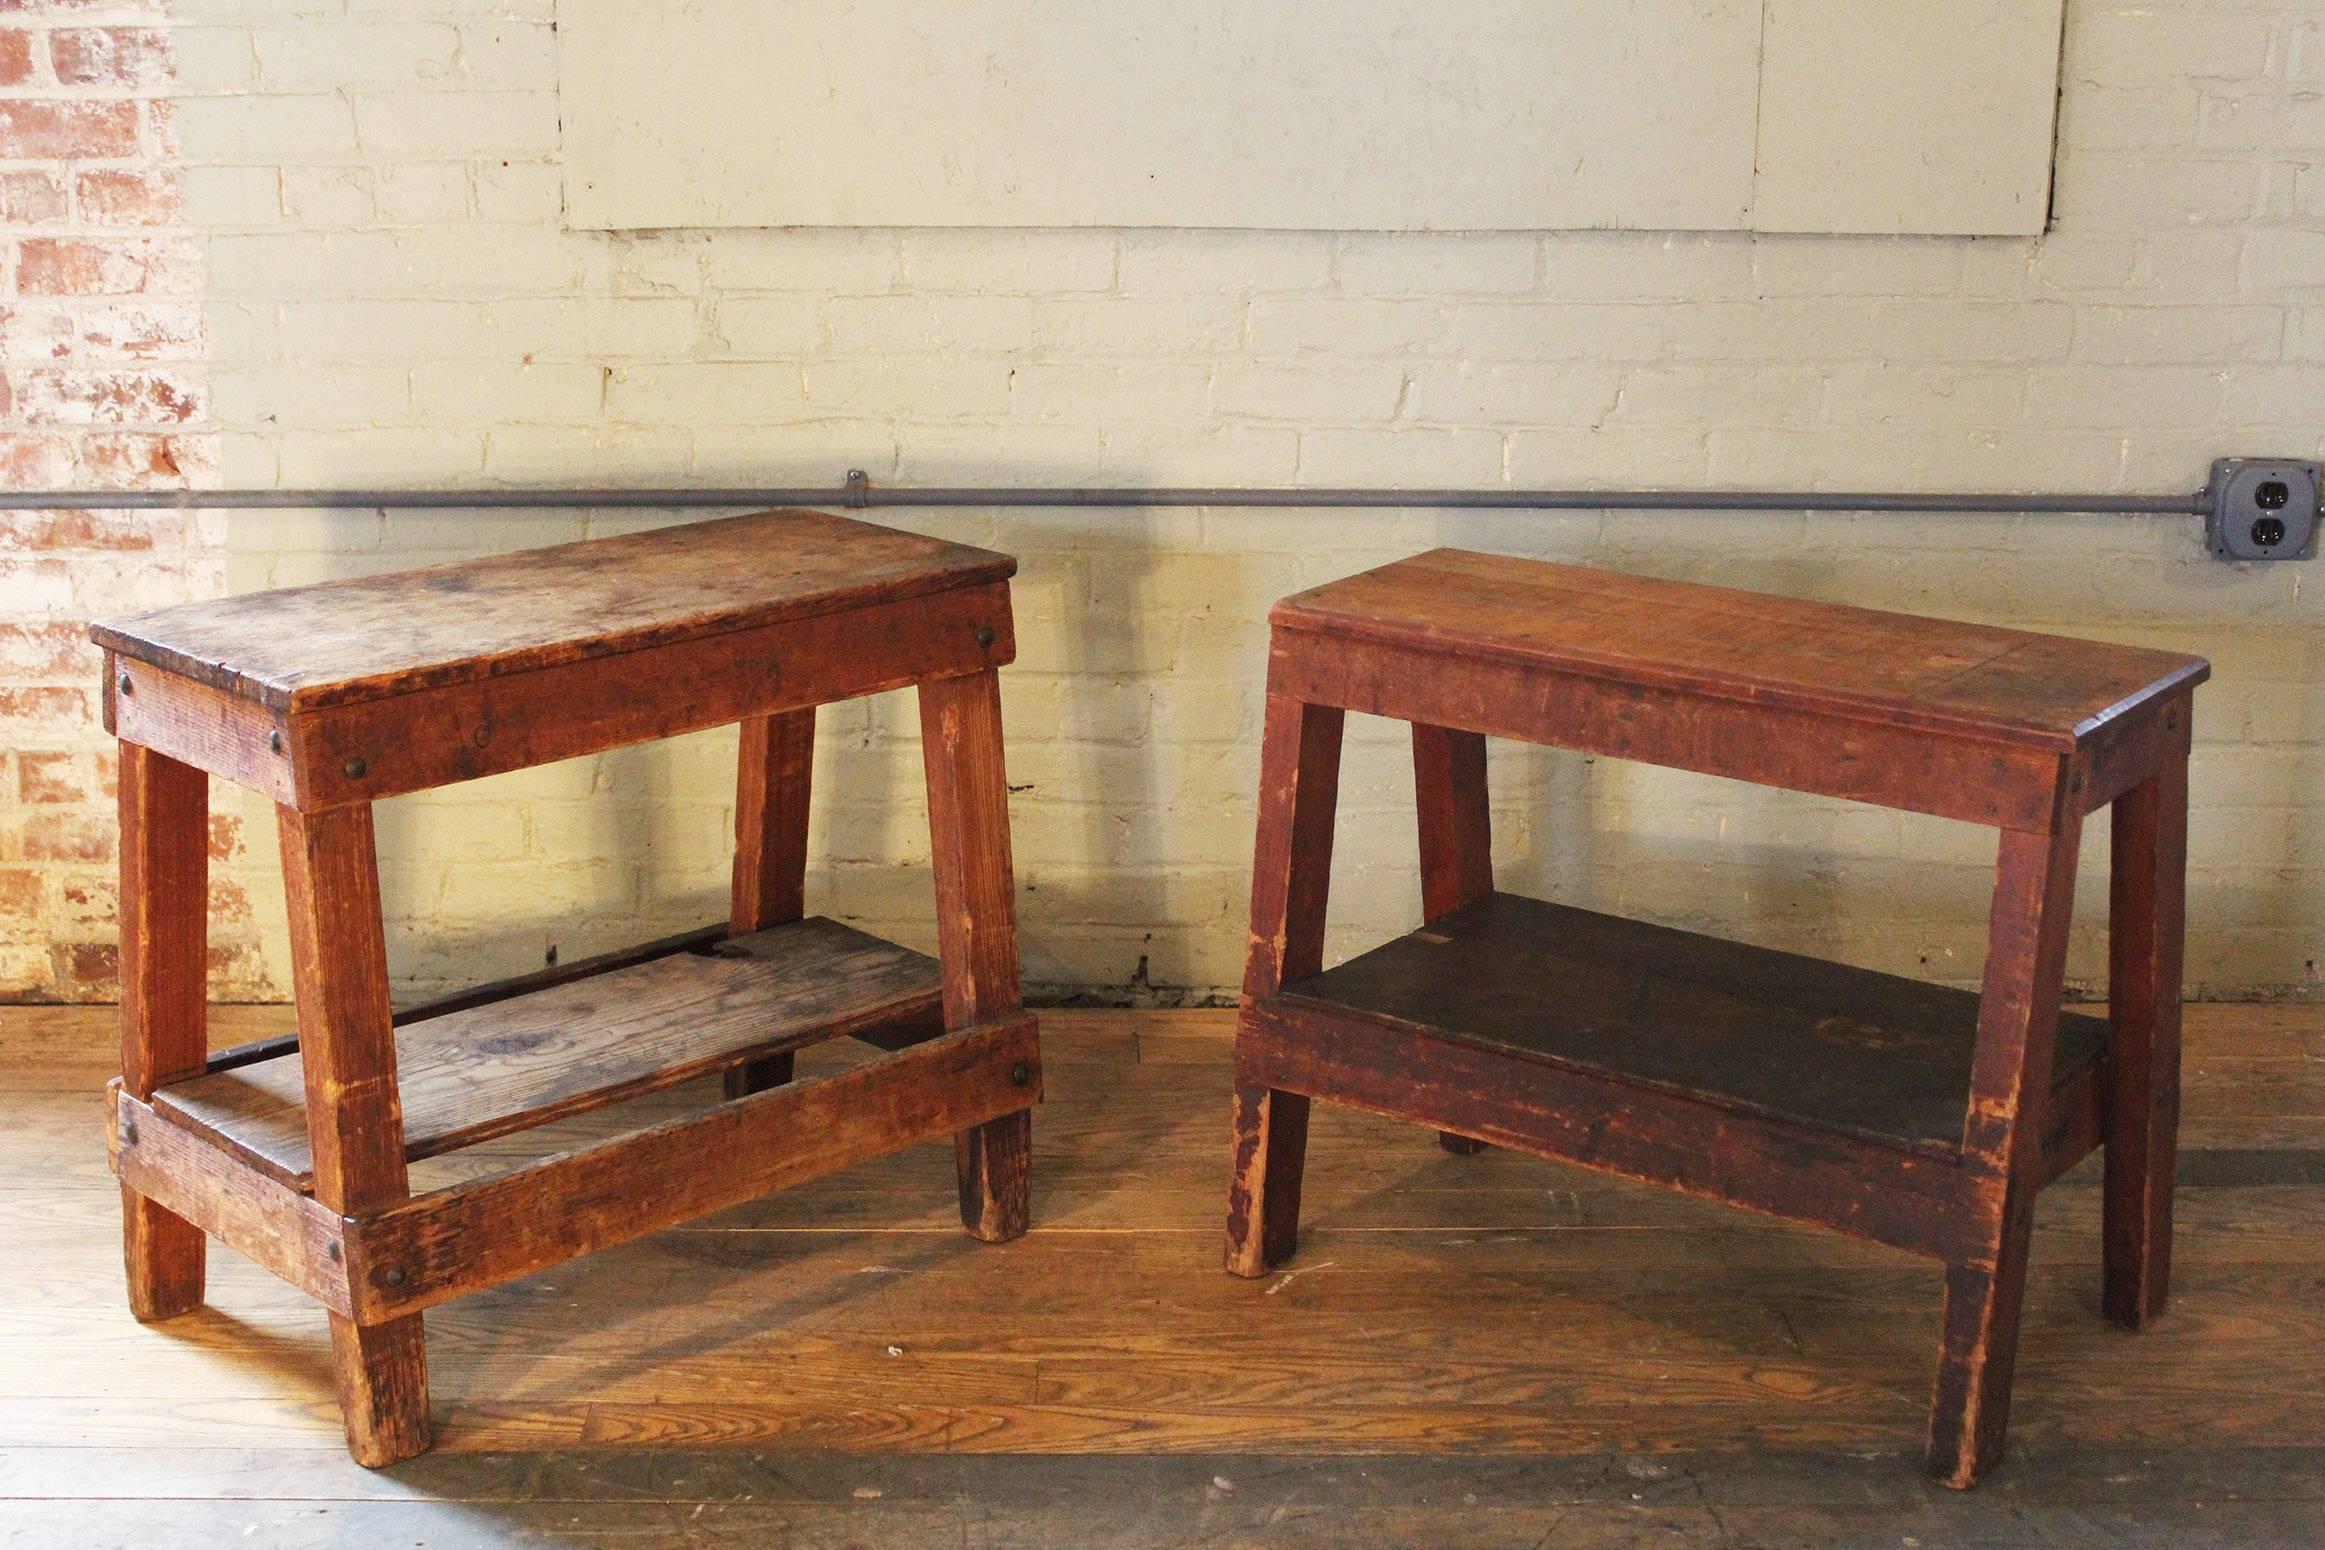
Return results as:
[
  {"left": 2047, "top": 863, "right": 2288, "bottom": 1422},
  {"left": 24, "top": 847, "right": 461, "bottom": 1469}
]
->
[
  {"left": 343, "top": 756, "right": 368, "bottom": 780},
  {"left": 268, "top": 730, "right": 284, "bottom": 754},
  {"left": 327, "top": 1241, "right": 343, "bottom": 1263},
  {"left": 1010, "top": 1061, "right": 1032, "bottom": 1087},
  {"left": 976, "top": 626, "right": 997, "bottom": 649},
  {"left": 121, "top": 1118, "right": 139, "bottom": 1146},
  {"left": 384, "top": 1265, "right": 407, "bottom": 1287},
  {"left": 116, "top": 672, "right": 133, "bottom": 696}
]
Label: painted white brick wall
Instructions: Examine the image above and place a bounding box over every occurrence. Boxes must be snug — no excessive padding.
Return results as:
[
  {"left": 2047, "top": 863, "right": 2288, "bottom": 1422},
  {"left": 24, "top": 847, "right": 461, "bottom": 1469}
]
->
[{"left": 156, "top": 0, "right": 2324, "bottom": 1003}]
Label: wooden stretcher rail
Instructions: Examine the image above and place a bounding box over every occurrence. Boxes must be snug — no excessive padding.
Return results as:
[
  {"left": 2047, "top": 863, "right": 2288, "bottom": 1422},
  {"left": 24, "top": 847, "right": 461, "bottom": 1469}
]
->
[
  {"left": 1239, "top": 998, "right": 1977, "bottom": 1260},
  {"left": 111, "top": 1088, "right": 354, "bottom": 1316},
  {"left": 106, "top": 581, "right": 1015, "bottom": 810},
  {"left": 344, "top": 1016, "right": 1041, "bottom": 1323},
  {"left": 1266, "top": 628, "right": 2070, "bottom": 832}
]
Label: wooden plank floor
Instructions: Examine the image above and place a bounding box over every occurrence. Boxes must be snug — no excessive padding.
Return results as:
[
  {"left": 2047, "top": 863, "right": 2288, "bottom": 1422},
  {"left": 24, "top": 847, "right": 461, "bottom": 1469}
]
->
[{"left": 6, "top": 1002, "right": 2323, "bottom": 1547}]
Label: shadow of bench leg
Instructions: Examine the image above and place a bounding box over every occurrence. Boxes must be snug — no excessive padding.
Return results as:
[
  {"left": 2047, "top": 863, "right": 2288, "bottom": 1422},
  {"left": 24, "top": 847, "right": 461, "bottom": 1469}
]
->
[
  {"left": 919, "top": 669, "right": 1033, "bottom": 1245},
  {"left": 1929, "top": 816, "right": 2081, "bottom": 1489}
]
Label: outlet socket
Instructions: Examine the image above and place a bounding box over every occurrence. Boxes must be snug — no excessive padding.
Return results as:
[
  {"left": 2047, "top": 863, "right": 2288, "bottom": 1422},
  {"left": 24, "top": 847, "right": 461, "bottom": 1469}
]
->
[{"left": 2207, "top": 458, "right": 2319, "bottom": 562}]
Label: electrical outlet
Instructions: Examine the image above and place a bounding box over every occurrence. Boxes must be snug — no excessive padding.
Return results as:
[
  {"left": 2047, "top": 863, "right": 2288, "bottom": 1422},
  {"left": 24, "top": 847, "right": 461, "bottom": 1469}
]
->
[{"left": 2206, "top": 457, "right": 2320, "bottom": 562}]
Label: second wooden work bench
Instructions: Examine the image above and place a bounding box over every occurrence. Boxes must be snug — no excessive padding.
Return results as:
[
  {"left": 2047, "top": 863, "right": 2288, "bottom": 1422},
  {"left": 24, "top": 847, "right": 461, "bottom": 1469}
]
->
[{"left": 1224, "top": 548, "right": 2205, "bottom": 1487}]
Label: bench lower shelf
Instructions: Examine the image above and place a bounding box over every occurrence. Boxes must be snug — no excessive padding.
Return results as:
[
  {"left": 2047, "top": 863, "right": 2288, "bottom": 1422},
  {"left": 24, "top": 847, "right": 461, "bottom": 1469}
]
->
[
  {"left": 114, "top": 1012, "right": 1039, "bottom": 1325},
  {"left": 155, "top": 916, "right": 947, "bottom": 1193},
  {"left": 113, "top": 913, "right": 1037, "bottom": 1323},
  {"left": 1243, "top": 892, "right": 2109, "bottom": 1257}
]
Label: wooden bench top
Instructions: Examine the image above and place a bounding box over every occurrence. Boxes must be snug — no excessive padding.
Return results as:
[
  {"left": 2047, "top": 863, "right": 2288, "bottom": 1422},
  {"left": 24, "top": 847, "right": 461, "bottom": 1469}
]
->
[
  {"left": 1273, "top": 548, "right": 2207, "bottom": 751},
  {"left": 93, "top": 509, "right": 1015, "bottom": 713}
]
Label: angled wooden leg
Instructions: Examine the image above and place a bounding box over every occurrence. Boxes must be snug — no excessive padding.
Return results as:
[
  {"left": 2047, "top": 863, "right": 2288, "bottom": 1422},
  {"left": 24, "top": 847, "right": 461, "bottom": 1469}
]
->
[
  {"left": 1226, "top": 691, "right": 1344, "bottom": 1278},
  {"left": 724, "top": 707, "right": 815, "bottom": 1100},
  {"left": 279, "top": 803, "right": 430, "bottom": 1467},
  {"left": 1414, "top": 721, "right": 1494, "bottom": 1156},
  {"left": 919, "top": 670, "right": 1032, "bottom": 1243},
  {"left": 1928, "top": 812, "right": 2082, "bottom": 1489},
  {"left": 117, "top": 742, "right": 209, "bottom": 1322},
  {"left": 2104, "top": 703, "right": 2190, "bottom": 1329}
]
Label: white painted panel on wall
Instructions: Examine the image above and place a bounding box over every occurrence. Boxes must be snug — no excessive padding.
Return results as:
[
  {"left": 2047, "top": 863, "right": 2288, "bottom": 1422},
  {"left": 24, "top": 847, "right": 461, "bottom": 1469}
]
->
[
  {"left": 1752, "top": 0, "right": 2068, "bottom": 235},
  {"left": 558, "top": 1, "right": 2064, "bottom": 236}
]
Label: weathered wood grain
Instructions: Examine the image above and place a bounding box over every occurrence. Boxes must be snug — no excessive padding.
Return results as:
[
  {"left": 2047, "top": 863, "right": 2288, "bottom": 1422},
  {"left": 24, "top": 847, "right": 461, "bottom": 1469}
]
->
[
  {"left": 1930, "top": 816, "right": 2083, "bottom": 1488},
  {"left": 1274, "top": 547, "right": 2208, "bottom": 750},
  {"left": 918, "top": 669, "right": 1035, "bottom": 1242},
  {"left": 108, "top": 657, "right": 294, "bottom": 805},
  {"left": 275, "top": 801, "right": 431, "bottom": 1466},
  {"left": 159, "top": 918, "right": 942, "bottom": 1191},
  {"left": 110, "top": 1090, "right": 353, "bottom": 1316},
  {"left": 347, "top": 1017, "right": 1040, "bottom": 1322},
  {"left": 115, "top": 741, "right": 211, "bottom": 1322},
  {"left": 1224, "top": 691, "right": 1343, "bottom": 1278},
  {"left": 286, "top": 581, "right": 1013, "bottom": 809},
  {"left": 93, "top": 509, "right": 1015, "bottom": 713}
]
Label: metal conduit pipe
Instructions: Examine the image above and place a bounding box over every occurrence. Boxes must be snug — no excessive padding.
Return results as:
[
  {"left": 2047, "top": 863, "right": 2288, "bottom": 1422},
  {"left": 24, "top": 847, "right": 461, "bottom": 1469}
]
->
[{"left": 0, "top": 474, "right": 2210, "bottom": 516}]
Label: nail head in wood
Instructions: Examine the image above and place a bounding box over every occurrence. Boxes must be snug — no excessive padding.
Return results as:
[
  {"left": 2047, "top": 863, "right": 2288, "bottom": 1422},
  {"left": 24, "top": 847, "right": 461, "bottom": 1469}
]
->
[
  {"left": 117, "top": 672, "right": 132, "bottom": 695},
  {"left": 977, "top": 626, "right": 997, "bottom": 648},
  {"left": 343, "top": 756, "right": 368, "bottom": 780},
  {"left": 327, "top": 1241, "right": 343, "bottom": 1263},
  {"left": 1011, "top": 1060, "right": 1032, "bottom": 1086},
  {"left": 121, "top": 1118, "right": 138, "bottom": 1145},
  {"left": 383, "top": 1265, "right": 407, "bottom": 1287},
  {"left": 268, "top": 730, "right": 284, "bottom": 753}
]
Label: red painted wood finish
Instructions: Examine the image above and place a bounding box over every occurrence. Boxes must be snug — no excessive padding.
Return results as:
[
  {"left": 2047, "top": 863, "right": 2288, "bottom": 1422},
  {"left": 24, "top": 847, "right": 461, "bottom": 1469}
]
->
[{"left": 1226, "top": 548, "right": 2204, "bottom": 1490}]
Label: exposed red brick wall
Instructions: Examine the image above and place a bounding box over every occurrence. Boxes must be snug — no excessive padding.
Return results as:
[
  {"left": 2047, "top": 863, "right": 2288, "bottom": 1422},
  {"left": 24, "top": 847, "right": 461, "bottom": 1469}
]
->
[{"left": 1, "top": 3, "right": 265, "bottom": 1002}]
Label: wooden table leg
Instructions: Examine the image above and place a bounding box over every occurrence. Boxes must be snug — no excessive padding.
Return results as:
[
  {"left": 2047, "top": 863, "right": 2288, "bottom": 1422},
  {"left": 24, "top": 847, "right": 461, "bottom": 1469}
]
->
[
  {"left": 2105, "top": 703, "right": 2190, "bottom": 1329},
  {"left": 1414, "top": 721, "right": 1494, "bottom": 1156},
  {"left": 919, "top": 669, "right": 1032, "bottom": 1243},
  {"left": 1928, "top": 814, "right": 2082, "bottom": 1489},
  {"left": 725, "top": 707, "right": 815, "bottom": 1099},
  {"left": 1226, "top": 692, "right": 1344, "bottom": 1277},
  {"left": 279, "top": 802, "right": 430, "bottom": 1467},
  {"left": 118, "top": 742, "right": 209, "bottom": 1322}
]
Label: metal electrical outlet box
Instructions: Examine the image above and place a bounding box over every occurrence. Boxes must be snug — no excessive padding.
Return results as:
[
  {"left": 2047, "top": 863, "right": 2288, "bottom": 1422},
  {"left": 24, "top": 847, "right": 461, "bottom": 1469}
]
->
[{"left": 2206, "top": 458, "right": 2320, "bottom": 562}]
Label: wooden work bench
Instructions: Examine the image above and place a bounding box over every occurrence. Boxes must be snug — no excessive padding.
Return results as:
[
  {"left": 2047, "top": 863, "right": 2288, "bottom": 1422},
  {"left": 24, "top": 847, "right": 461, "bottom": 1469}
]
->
[
  {"left": 96, "top": 509, "right": 1039, "bottom": 1466},
  {"left": 1223, "top": 548, "right": 2207, "bottom": 1488}
]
